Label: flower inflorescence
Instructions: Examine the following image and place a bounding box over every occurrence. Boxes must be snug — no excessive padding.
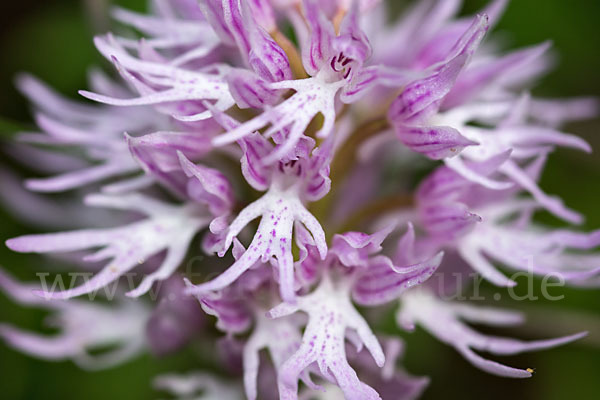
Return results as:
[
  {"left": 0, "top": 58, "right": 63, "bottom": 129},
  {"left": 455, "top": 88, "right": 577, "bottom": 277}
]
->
[{"left": 1, "top": 0, "right": 599, "bottom": 399}]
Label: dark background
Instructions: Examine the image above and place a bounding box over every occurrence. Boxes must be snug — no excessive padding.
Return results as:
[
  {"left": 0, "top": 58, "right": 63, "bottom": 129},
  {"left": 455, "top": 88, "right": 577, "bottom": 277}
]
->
[{"left": 1, "top": 0, "right": 599, "bottom": 399}]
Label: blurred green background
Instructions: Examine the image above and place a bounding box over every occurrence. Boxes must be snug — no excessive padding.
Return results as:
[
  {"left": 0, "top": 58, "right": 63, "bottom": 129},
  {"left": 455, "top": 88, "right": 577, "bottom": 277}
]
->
[{"left": 1, "top": 0, "right": 599, "bottom": 399}]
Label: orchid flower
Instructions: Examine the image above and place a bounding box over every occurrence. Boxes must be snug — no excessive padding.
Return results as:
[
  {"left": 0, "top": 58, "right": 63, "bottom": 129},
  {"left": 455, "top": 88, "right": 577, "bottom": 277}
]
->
[
  {"left": 416, "top": 155, "right": 600, "bottom": 287},
  {"left": 0, "top": 268, "right": 148, "bottom": 369},
  {"left": 186, "top": 132, "right": 330, "bottom": 303},
  {"left": 80, "top": 35, "right": 235, "bottom": 122},
  {"left": 112, "top": 5, "right": 221, "bottom": 67},
  {"left": 15, "top": 73, "right": 161, "bottom": 192},
  {"left": 6, "top": 180, "right": 231, "bottom": 298},
  {"left": 398, "top": 289, "right": 587, "bottom": 378},
  {"left": 211, "top": 0, "right": 418, "bottom": 162},
  {"left": 269, "top": 274, "right": 385, "bottom": 400}
]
